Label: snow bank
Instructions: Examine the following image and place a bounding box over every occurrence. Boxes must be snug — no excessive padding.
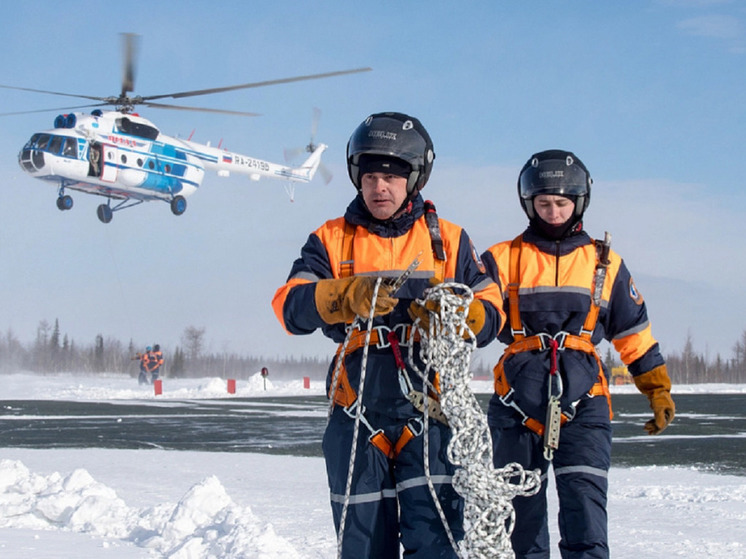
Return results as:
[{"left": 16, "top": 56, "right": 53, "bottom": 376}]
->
[{"left": 0, "top": 459, "right": 299, "bottom": 558}]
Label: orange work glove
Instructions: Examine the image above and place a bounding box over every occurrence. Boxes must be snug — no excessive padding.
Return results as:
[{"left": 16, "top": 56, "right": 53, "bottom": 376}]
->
[
  {"left": 314, "top": 277, "right": 398, "bottom": 324},
  {"left": 633, "top": 364, "right": 675, "bottom": 435},
  {"left": 408, "top": 297, "right": 486, "bottom": 338}
]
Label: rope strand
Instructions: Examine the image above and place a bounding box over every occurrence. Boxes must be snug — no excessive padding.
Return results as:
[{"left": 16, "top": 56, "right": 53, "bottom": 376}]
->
[
  {"left": 331, "top": 278, "right": 383, "bottom": 559},
  {"left": 412, "top": 283, "right": 542, "bottom": 558}
]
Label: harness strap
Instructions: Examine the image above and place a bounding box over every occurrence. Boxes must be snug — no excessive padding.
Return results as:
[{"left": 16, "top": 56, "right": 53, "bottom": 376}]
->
[
  {"left": 330, "top": 327, "right": 433, "bottom": 458},
  {"left": 507, "top": 236, "right": 524, "bottom": 338},
  {"left": 339, "top": 220, "right": 355, "bottom": 278},
  {"left": 424, "top": 200, "right": 447, "bottom": 262},
  {"left": 369, "top": 422, "right": 420, "bottom": 459},
  {"left": 329, "top": 329, "right": 387, "bottom": 407},
  {"left": 495, "top": 234, "right": 614, "bottom": 438}
]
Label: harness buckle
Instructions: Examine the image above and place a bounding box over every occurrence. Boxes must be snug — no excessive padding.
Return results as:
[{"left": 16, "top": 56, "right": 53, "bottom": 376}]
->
[
  {"left": 534, "top": 332, "right": 551, "bottom": 351},
  {"left": 371, "top": 325, "right": 391, "bottom": 349},
  {"left": 342, "top": 398, "right": 360, "bottom": 420},
  {"left": 553, "top": 331, "right": 568, "bottom": 350},
  {"left": 372, "top": 324, "right": 413, "bottom": 350},
  {"left": 499, "top": 387, "right": 516, "bottom": 406},
  {"left": 407, "top": 416, "right": 424, "bottom": 437},
  {"left": 511, "top": 327, "right": 527, "bottom": 338},
  {"left": 343, "top": 399, "right": 376, "bottom": 435}
]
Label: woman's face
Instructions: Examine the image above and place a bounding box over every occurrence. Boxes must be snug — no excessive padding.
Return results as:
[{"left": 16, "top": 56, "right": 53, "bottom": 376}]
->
[{"left": 533, "top": 194, "right": 575, "bottom": 225}]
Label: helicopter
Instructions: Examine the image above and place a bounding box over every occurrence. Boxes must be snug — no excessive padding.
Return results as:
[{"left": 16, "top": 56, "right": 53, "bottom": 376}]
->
[{"left": 1, "top": 33, "right": 370, "bottom": 223}]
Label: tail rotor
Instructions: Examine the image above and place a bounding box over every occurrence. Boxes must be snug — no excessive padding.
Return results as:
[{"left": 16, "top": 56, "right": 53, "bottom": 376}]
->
[{"left": 285, "top": 107, "right": 333, "bottom": 184}]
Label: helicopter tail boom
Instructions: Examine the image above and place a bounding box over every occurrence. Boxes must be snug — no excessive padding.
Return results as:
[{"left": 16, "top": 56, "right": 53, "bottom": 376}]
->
[
  {"left": 282, "top": 143, "right": 327, "bottom": 183},
  {"left": 189, "top": 138, "right": 327, "bottom": 185}
]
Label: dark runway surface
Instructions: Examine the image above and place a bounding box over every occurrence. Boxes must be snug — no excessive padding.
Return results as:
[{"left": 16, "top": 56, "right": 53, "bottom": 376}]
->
[{"left": 2, "top": 393, "right": 745, "bottom": 475}]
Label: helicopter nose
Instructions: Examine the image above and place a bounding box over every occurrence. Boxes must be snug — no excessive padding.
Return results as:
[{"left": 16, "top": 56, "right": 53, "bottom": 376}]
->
[{"left": 19, "top": 148, "right": 45, "bottom": 173}]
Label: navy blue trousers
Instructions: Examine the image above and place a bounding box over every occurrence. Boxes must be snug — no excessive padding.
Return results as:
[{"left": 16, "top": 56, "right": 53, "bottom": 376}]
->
[
  {"left": 323, "top": 407, "right": 463, "bottom": 558},
  {"left": 488, "top": 395, "right": 612, "bottom": 559}
]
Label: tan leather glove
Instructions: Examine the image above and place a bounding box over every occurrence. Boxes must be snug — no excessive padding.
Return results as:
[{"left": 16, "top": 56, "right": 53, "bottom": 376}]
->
[
  {"left": 315, "top": 277, "right": 398, "bottom": 324},
  {"left": 633, "top": 364, "right": 675, "bottom": 435},
  {"left": 408, "top": 297, "right": 486, "bottom": 338}
]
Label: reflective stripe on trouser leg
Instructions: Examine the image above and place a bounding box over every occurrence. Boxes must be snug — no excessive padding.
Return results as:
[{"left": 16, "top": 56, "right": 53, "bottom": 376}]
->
[
  {"left": 323, "top": 409, "right": 399, "bottom": 559},
  {"left": 553, "top": 420, "right": 612, "bottom": 559},
  {"left": 324, "top": 409, "right": 462, "bottom": 559},
  {"left": 395, "top": 420, "right": 462, "bottom": 559},
  {"left": 489, "top": 416, "right": 551, "bottom": 559}
]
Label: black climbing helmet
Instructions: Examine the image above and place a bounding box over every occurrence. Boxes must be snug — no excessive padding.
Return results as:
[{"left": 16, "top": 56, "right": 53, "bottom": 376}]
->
[
  {"left": 347, "top": 112, "right": 435, "bottom": 194},
  {"left": 517, "top": 149, "right": 592, "bottom": 219}
]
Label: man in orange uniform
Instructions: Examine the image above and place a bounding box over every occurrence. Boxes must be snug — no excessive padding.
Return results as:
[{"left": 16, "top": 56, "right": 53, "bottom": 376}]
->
[
  {"left": 481, "top": 150, "right": 675, "bottom": 558},
  {"left": 150, "top": 344, "right": 164, "bottom": 383},
  {"left": 133, "top": 347, "right": 151, "bottom": 385},
  {"left": 273, "top": 112, "right": 504, "bottom": 558}
]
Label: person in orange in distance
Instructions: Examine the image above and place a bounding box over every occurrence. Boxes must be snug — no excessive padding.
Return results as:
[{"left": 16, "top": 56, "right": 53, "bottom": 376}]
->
[
  {"left": 481, "top": 149, "right": 675, "bottom": 559},
  {"left": 132, "top": 347, "right": 151, "bottom": 385},
  {"left": 272, "top": 112, "right": 504, "bottom": 558},
  {"left": 150, "top": 344, "right": 164, "bottom": 383}
]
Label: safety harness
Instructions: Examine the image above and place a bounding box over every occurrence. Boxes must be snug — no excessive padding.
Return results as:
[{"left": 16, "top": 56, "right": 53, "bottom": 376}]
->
[
  {"left": 330, "top": 200, "right": 448, "bottom": 459},
  {"left": 493, "top": 234, "right": 613, "bottom": 460}
]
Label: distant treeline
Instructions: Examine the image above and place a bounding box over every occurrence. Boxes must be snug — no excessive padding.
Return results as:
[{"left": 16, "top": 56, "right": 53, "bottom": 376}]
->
[{"left": 1, "top": 320, "right": 745, "bottom": 385}]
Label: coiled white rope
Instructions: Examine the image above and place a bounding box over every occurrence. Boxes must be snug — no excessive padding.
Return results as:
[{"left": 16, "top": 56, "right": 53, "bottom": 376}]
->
[{"left": 411, "top": 282, "right": 542, "bottom": 559}]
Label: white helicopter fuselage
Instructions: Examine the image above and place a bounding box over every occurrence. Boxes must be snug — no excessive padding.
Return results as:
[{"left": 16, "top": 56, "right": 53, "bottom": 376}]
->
[{"left": 18, "top": 110, "right": 326, "bottom": 219}]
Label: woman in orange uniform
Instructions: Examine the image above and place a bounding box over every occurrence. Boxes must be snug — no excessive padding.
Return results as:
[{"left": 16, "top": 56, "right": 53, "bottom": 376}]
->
[{"left": 481, "top": 150, "right": 675, "bottom": 559}]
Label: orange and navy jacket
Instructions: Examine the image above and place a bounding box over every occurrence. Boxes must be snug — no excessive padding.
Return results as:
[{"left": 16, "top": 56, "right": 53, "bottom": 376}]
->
[
  {"left": 273, "top": 194, "right": 504, "bottom": 418},
  {"left": 481, "top": 226, "right": 665, "bottom": 421},
  {"left": 151, "top": 350, "right": 164, "bottom": 372},
  {"left": 141, "top": 351, "right": 155, "bottom": 372}
]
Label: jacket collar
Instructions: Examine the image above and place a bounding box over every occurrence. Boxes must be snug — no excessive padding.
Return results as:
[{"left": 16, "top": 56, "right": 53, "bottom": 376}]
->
[
  {"left": 345, "top": 194, "right": 425, "bottom": 238},
  {"left": 522, "top": 224, "right": 593, "bottom": 256}
]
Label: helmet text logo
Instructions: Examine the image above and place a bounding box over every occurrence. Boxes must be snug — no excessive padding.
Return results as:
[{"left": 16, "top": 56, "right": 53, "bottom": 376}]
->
[{"left": 369, "top": 130, "right": 397, "bottom": 141}]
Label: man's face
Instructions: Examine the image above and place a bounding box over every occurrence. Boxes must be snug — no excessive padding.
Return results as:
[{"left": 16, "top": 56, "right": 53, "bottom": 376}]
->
[{"left": 361, "top": 172, "right": 409, "bottom": 220}]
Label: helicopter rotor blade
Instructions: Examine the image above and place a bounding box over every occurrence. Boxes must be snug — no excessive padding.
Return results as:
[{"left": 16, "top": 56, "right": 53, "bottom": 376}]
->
[
  {"left": 318, "top": 162, "right": 334, "bottom": 185},
  {"left": 143, "top": 101, "right": 261, "bottom": 117},
  {"left": 283, "top": 146, "right": 307, "bottom": 162},
  {"left": 310, "top": 106, "right": 321, "bottom": 138},
  {"left": 142, "top": 67, "right": 372, "bottom": 102},
  {"left": 0, "top": 84, "right": 105, "bottom": 103},
  {"left": 0, "top": 102, "right": 110, "bottom": 117},
  {"left": 121, "top": 32, "right": 141, "bottom": 97}
]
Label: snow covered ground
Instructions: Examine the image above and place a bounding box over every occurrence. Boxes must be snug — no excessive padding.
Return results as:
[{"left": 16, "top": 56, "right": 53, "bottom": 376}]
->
[{"left": 1, "top": 372, "right": 745, "bottom": 558}]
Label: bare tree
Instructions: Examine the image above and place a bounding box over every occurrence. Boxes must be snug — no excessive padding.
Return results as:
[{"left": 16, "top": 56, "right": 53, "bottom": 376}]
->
[{"left": 181, "top": 326, "right": 206, "bottom": 360}]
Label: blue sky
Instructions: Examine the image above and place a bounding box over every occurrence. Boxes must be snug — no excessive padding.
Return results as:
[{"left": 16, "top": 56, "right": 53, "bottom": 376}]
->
[{"left": 0, "top": 0, "right": 744, "bottom": 365}]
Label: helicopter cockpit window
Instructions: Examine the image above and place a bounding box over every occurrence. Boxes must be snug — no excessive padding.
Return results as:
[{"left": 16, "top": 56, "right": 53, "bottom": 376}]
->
[
  {"left": 115, "top": 117, "right": 159, "bottom": 141},
  {"left": 35, "top": 134, "right": 51, "bottom": 150},
  {"left": 48, "top": 135, "right": 63, "bottom": 155},
  {"left": 62, "top": 137, "right": 77, "bottom": 158},
  {"left": 23, "top": 134, "right": 39, "bottom": 150}
]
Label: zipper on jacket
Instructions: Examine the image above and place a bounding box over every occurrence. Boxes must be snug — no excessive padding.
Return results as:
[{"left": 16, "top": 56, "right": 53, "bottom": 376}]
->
[{"left": 554, "top": 240, "right": 561, "bottom": 286}]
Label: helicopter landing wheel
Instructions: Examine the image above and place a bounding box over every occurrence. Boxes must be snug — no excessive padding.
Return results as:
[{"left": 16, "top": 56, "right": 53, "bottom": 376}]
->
[
  {"left": 170, "top": 195, "right": 187, "bottom": 216},
  {"left": 56, "top": 195, "right": 73, "bottom": 211},
  {"left": 97, "top": 204, "right": 113, "bottom": 224}
]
